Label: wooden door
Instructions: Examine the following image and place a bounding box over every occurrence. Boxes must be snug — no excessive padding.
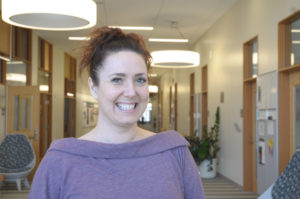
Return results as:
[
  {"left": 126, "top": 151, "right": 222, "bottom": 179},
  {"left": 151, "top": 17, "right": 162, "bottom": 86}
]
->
[
  {"left": 289, "top": 71, "right": 300, "bottom": 153},
  {"left": 243, "top": 80, "right": 257, "bottom": 192},
  {"left": 7, "top": 86, "right": 40, "bottom": 178}
]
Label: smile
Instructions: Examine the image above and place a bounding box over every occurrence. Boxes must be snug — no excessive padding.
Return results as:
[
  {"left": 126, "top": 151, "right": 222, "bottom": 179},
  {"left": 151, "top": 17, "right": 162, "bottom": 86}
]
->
[{"left": 116, "top": 103, "right": 137, "bottom": 111}]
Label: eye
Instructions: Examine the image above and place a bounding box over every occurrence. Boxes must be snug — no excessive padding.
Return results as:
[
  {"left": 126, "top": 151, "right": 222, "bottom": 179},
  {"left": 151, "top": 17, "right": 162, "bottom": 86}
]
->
[
  {"left": 111, "top": 77, "right": 122, "bottom": 84},
  {"left": 136, "top": 77, "right": 147, "bottom": 84}
]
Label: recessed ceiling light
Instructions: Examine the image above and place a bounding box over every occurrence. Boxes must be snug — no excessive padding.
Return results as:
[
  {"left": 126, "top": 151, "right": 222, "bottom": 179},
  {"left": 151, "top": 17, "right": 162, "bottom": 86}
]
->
[
  {"left": 292, "top": 40, "right": 300, "bottom": 44},
  {"left": 148, "top": 38, "right": 189, "bottom": 43},
  {"left": 149, "top": 74, "right": 158, "bottom": 77},
  {"left": 68, "top": 37, "right": 90, "bottom": 41},
  {"left": 291, "top": 29, "right": 300, "bottom": 33},
  {"left": 108, "top": 26, "right": 153, "bottom": 30}
]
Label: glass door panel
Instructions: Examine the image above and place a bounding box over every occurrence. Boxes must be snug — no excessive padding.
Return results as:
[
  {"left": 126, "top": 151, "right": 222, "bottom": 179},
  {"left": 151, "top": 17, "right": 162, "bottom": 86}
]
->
[{"left": 291, "top": 18, "right": 300, "bottom": 65}]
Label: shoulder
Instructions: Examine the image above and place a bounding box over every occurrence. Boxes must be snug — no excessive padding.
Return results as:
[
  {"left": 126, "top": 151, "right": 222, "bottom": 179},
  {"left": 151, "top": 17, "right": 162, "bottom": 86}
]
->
[
  {"left": 156, "top": 130, "right": 190, "bottom": 147},
  {"left": 149, "top": 131, "right": 191, "bottom": 160}
]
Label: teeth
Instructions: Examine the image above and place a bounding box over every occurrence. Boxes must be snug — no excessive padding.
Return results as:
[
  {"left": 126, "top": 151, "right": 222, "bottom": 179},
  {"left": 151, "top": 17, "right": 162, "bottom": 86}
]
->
[{"left": 117, "top": 103, "right": 136, "bottom": 111}]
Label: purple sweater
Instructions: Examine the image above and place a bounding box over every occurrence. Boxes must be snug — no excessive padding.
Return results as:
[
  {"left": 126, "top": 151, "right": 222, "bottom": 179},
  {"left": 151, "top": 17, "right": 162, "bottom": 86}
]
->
[{"left": 28, "top": 131, "right": 205, "bottom": 199}]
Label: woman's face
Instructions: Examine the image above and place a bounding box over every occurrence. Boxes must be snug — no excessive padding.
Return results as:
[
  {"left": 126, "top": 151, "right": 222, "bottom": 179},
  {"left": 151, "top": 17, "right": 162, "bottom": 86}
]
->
[{"left": 89, "top": 50, "right": 149, "bottom": 127}]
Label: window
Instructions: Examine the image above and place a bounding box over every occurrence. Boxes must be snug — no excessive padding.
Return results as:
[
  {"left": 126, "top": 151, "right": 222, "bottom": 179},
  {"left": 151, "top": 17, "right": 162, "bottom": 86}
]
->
[
  {"left": 291, "top": 18, "right": 300, "bottom": 66},
  {"left": 6, "top": 61, "right": 27, "bottom": 86},
  {"left": 244, "top": 37, "right": 258, "bottom": 79},
  {"left": 64, "top": 53, "right": 76, "bottom": 97},
  {"left": 38, "top": 38, "right": 52, "bottom": 93}
]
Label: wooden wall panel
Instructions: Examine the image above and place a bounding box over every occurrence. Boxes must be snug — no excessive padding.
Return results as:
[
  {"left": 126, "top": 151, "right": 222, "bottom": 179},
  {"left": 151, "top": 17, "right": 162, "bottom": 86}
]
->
[{"left": 0, "top": 18, "right": 11, "bottom": 56}]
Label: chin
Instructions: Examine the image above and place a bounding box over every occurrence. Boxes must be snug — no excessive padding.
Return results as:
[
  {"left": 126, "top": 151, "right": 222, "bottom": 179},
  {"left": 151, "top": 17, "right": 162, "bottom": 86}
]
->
[{"left": 116, "top": 117, "right": 140, "bottom": 126}]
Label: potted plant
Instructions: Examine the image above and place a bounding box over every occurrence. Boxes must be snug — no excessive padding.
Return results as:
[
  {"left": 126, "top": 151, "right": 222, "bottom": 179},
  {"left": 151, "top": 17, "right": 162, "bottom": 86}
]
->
[{"left": 186, "top": 106, "right": 220, "bottom": 178}]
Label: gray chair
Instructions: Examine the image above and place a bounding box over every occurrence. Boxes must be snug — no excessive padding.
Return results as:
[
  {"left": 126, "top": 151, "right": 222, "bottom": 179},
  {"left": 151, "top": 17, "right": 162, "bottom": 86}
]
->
[
  {"left": 258, "top": 149, "right": 300, "bottom": 199},
  {"left": 0, "top": 134, "right": 36, "bottom": 191}
]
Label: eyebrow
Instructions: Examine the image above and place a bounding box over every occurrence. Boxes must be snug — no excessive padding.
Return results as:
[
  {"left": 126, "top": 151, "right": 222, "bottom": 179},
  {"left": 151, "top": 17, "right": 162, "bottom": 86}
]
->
[{"left": 109, "top": 73, "right": 147, "bottom": 77}]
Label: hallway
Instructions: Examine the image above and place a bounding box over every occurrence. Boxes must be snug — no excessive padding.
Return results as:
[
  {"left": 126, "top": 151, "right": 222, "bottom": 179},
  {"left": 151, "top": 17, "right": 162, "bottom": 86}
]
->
[
  {"left": 202, "top": 175, "right": 258, "bottom": 199},
  {"left": 0, "top": 175, "right": 258, "bottom": 199}
]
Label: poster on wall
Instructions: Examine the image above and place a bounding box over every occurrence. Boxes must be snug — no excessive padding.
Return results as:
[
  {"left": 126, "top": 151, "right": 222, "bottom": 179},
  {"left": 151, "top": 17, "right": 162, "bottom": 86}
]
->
[{"left": 82, "top": 102, "right": 98, "bottom": 128}]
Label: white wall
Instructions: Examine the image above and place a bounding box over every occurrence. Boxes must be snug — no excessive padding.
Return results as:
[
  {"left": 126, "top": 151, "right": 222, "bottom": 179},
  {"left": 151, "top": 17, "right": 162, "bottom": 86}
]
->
[{"left": 160, "top": 0, "right": 300, "bottom": 186}]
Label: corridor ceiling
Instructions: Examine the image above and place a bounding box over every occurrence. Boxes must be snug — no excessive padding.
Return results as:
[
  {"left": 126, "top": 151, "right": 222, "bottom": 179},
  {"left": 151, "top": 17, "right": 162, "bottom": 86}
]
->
[
  {"left": 33, "top": 0, "right": 237, "bottom": 56},
  {"left": 1, "top": 0, "right": 238, "bottom": 78}
]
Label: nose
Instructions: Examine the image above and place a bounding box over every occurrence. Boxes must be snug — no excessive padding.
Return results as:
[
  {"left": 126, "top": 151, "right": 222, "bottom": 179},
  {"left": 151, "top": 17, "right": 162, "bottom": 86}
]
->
[{"left": 123, "top": 81, "right": 137, "bottom": 97}]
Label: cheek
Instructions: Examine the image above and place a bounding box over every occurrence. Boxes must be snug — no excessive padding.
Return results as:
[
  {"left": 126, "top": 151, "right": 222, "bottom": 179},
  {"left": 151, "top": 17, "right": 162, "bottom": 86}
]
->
[
  {"left": 98, "top": 86, "right": 120, "bottom": 101},
  {"left": 139, "top": 87, "right": 149, "bottom": 101}
]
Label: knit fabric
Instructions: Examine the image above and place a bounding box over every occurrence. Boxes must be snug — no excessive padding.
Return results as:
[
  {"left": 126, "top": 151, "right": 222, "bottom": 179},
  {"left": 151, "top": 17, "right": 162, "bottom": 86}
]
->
[
  {"left": 28, "top": 131, "right": 205, "bottom": 199},
  {"left": 271, "top": 151, "right": 300, "bottom": 199},
  {"left": 0, "top": 134, "right": 34, "bottom": 171}
]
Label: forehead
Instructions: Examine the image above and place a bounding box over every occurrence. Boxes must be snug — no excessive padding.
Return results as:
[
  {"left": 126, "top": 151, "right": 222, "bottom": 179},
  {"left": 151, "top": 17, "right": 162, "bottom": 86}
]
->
[{"left": 100, "top": 51, "right": 147, "bottom": 74}]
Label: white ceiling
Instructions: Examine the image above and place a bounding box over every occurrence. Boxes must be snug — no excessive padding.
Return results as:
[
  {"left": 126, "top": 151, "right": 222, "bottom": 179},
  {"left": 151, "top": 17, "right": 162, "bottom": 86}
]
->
[
  {"left": 0, "top": 0, "right": 238, "bottom": 79},
  {"left": 33, "top": 0, "right": 237, "bottom": 56}
]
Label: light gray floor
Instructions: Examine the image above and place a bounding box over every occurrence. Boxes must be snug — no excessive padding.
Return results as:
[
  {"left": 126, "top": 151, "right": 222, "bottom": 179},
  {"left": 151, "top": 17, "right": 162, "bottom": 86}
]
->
[
  {"left": 0, "top": 190, "right": 29, "bottom": 199},
  {"left": 0, "top": 175, "right": 258, "bottom": 199},
  {"left": 202, "top": 175, "right": 258, "bottom": 199}
]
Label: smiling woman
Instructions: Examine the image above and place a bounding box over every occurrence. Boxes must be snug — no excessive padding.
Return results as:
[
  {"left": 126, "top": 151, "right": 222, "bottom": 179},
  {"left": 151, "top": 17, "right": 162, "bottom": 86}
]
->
[{"left": 28, "top": 27, "right": 205, "bottom": 199}]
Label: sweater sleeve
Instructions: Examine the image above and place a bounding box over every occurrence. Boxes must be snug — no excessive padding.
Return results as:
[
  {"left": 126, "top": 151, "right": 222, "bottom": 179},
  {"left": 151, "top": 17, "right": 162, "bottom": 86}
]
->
[
  {"left": 28, "top": 151, "right": 62, "bottom": 199},
  {"left": 183, "top": 147, "right": 206, "bottom": 199}
]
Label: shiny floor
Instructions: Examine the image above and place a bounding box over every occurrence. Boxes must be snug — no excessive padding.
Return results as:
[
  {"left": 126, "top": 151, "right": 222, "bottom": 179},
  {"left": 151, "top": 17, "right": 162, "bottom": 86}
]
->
[
  {"left": 202, "top": 175, "right": 258, "bottom": 199},
  {"left": 0, "top": 175, "right": 258, "bottom": 199}
]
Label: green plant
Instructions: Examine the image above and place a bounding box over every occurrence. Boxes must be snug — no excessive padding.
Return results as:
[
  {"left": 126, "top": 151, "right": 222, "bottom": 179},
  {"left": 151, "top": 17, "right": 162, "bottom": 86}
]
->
[{"left": 186, "top": 106, "right": 220, "bottom": 167}]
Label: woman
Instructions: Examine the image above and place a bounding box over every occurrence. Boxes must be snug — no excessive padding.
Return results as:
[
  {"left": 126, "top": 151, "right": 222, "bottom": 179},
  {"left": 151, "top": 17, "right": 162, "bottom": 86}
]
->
[{"left": 28, "top": 27, "right": 205, "bottom": 199}]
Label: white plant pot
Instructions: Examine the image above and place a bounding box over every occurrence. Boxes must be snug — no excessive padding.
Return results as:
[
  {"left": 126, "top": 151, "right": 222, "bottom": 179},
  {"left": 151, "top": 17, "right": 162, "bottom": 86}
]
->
[{"left": 199, "top": 158, "right": 217, "bottom": 178}]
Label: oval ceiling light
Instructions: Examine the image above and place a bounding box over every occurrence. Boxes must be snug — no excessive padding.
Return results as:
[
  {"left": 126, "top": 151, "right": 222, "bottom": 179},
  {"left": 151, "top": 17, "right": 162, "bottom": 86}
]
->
[
  {"left": 1, "top": 0, "right": 97, "bottom": 31},
  {"left": 151, "top": 50, "right": 200, "bottom": 68}
]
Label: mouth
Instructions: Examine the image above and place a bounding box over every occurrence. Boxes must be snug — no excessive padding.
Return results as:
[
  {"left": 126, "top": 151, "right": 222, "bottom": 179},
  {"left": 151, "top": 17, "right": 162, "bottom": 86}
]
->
[{"left": 116, "top": 103, "right": 137, "bottom": 112}]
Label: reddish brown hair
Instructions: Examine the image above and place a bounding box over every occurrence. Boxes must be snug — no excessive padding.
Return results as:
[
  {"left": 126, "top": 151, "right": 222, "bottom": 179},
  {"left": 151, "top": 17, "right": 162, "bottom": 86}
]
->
[{"left": 80, "top": 27, "right": 152, "bottom": 85}]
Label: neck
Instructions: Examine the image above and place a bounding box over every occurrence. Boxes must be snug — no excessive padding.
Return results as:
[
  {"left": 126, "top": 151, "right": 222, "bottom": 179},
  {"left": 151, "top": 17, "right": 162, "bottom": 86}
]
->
[{"left": 86, "top": 118, "right": 141, "bottom": 144}]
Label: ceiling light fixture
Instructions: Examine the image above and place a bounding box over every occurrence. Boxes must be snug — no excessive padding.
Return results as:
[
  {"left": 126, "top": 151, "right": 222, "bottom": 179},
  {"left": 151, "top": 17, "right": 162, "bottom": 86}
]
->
[
  {"left": 108, "top": 26, "right": 153, "bottom": 30},
  {"left": 149, "top": 73, "right": 158, "bottom": 77},
  {"left": 149, "top": 85, "right": 158, "bottom": 93},
  {"left": 150, "top": 21, "right": 200, "bottom": 68},
  {"left": 151, "top": 50, "right": 200, "bottom": 68},
  {"left": 1, "top": 0, "right": 97, "bottom": 31},
  {"left": 148, "top": 38, "right": 189, "bottom": 43},
  {"left": 39, "top": 85, "right": 49, "bottom": 92},
  {"left": 68, "top": 37, "right": 91, "bottom": 41},
  {"left": 0, "top": 55, "right": 10, "bottom": 62}
]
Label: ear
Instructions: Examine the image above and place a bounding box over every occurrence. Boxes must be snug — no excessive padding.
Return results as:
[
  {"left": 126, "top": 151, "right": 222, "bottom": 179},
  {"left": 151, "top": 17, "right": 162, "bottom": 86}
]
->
[{"left": 88, "top": 77, "right": 98, "bottom": 99}]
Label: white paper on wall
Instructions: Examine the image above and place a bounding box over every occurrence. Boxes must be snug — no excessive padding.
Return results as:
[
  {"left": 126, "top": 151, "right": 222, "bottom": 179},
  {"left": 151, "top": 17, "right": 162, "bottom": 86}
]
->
[
  {"left": 267, "top": 120, "right": 275, "bottom": 135},
  {"left": 258, "top": 121, "right": 265, "bottom": 136}
]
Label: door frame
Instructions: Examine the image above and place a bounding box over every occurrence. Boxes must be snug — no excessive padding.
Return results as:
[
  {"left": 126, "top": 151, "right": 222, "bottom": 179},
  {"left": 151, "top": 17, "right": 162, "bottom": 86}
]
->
[
  {"left": 243, "top": 36, "right": 258, "bottom": 192},
  {"left": 278, "top": 11, "right": 300, "bottom": 174}
]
